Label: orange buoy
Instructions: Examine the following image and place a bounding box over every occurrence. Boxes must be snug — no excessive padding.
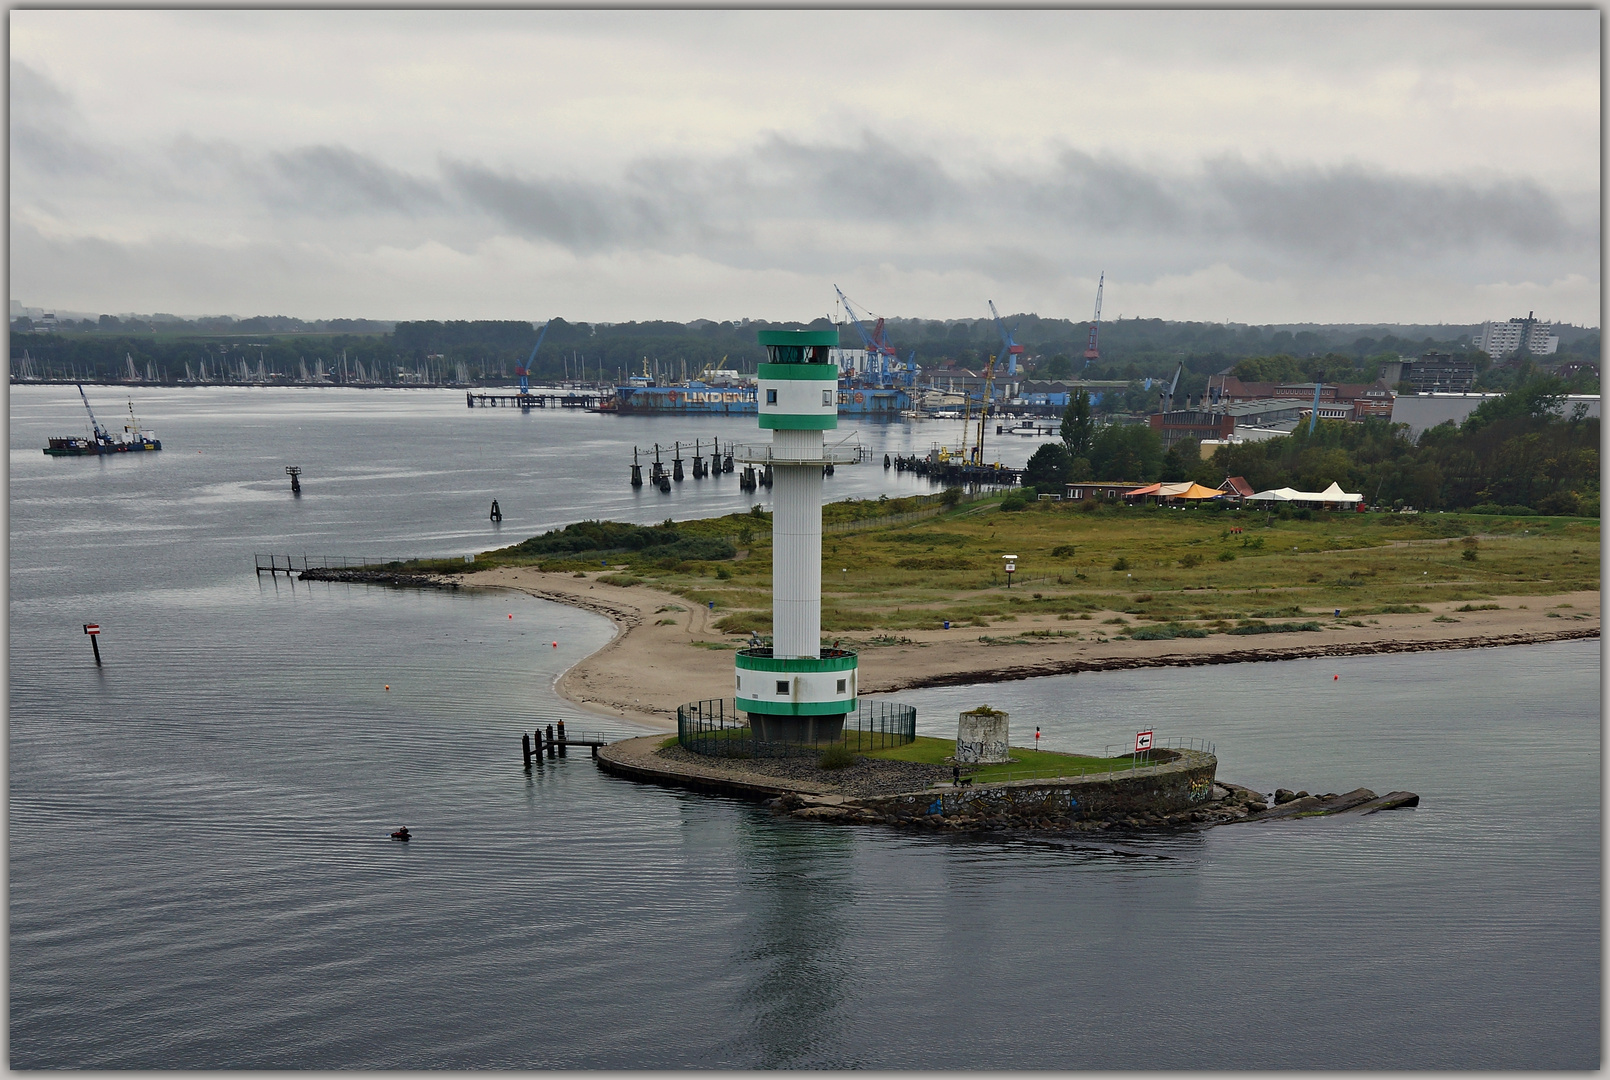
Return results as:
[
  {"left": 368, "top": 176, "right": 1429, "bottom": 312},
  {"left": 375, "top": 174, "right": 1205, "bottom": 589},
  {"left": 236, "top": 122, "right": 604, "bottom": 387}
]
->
[
  {"left": 1333, "top": 674, "right": 1339, "bottom": 680},
  {"left": 384, "top": 685, "right": 390, "bottom": 690}
]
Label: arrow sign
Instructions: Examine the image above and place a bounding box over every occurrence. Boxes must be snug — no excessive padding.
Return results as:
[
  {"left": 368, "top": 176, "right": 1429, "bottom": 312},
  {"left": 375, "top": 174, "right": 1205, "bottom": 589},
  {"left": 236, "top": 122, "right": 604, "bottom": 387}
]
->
[
  {"left": 83, "top": 624, "right": 101, "bottom": 635},
  {"left": 1135, "top": 729, "right": 1154, "bottom": 753}
]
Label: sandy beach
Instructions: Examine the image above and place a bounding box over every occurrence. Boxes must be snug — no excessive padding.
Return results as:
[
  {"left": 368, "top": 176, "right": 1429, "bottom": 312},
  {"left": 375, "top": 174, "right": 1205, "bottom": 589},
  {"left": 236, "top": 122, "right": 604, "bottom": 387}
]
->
[{"left": 466, "top": 566, "right": 1600, "bottom": 730}]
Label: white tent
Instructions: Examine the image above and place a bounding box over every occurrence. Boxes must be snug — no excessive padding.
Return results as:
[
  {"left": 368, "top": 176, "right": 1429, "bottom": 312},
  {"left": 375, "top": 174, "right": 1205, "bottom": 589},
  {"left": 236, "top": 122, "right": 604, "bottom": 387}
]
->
[{"left": 1246, "top": 482, "right": 1362, "bottom": 505}]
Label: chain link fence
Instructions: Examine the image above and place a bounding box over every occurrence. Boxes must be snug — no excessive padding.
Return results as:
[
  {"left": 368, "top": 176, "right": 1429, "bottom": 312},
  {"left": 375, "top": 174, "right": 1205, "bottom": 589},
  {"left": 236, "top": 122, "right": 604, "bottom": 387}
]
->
[{"left": 677, "top": 697, "right": 917, "bottom": 758}]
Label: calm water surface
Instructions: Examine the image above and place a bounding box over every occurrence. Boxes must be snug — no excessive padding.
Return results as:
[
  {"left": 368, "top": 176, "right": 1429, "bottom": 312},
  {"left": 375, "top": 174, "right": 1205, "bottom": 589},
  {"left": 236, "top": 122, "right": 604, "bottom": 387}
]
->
[{"left": 9, "top": 388, "right": 1600, "bottom": 1068}]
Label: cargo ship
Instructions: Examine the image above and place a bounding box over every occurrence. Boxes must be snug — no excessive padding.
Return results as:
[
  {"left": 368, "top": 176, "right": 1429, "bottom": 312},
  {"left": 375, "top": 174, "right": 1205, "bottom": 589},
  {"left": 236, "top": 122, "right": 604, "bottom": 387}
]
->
[
  {"left": 44, "top": 386, "right": 162, "bottom": 456},
  {"left": 612, "top": 377, "right": 909, "bottom": 418}
]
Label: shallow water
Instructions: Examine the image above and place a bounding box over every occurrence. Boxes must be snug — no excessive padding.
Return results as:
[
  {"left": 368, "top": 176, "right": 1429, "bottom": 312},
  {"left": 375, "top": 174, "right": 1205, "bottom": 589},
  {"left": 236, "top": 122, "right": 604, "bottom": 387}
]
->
[{"left": 9, "top": 387, "right": 1600, "bottom": 1068}]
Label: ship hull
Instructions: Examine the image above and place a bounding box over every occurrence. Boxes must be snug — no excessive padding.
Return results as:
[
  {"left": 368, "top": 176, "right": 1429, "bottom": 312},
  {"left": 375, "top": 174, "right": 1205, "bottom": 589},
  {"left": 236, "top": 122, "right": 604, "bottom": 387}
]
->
[
  {"left": 613, "top": 383, "right": 910, "bottom": 417},
  {"left": 45, "top": 438, "right": 162, "bottom": 456}
]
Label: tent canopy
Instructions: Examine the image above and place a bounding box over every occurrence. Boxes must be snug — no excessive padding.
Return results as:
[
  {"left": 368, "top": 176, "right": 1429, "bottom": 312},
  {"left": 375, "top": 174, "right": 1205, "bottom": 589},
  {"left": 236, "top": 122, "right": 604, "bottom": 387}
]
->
[{"left": 1246, "top": 483, "right": 1362, "bottom": 504}]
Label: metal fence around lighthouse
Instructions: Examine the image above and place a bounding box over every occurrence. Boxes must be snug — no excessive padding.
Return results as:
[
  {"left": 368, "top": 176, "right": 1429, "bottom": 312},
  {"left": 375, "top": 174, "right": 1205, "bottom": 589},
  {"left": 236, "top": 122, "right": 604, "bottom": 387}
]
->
[{"left": 677, "top": 698, "right": 917, "bottom": 759}]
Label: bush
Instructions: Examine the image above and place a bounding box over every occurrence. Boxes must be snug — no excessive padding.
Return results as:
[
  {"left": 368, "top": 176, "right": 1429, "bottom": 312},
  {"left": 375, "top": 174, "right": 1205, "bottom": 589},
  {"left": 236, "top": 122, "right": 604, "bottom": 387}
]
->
[
  {"left": 1462, "top": 548, "right": 1478, "bottom": 561},
  {"left": 999, "top": 494, "right": 1027, "bottom": 512},
  {"left": 1217, "top": 550, "right": 1236, "bottom": 562},
  {"left": 1127, "top": 623, "right": 1209, "bottom": 640},
  {"left": 1051, "top": 544, "right": 1076, "bottom": 557},
  {"left": 1535, "top": 491, "right": 1581, "bottom": 516},
  {"left": 1227, "top": 620, "right": 1323, "bottom": 635},
  {"left": 940, "top": 487, "right": 963, "bottom": 507},
  {"left": 1112, "top": 556, "right": 1130, "bottom": 571},
  {"left": 1178, "top": 553, "right": 1202, "bottom": 569},
  {"left": 819, "top": 743, "right": 855, "bottom": 770}
]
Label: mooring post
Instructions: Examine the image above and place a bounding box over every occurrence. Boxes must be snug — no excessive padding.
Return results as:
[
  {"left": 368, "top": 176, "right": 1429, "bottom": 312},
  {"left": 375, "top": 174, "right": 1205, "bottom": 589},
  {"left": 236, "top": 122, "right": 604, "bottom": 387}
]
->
[
  {"left": 533, "top": 728, "right": 544, "bottom": 764},
  {"left": 522, "top": 732, "right": 532, "bottom": 768},
  {"left": 83, "top": 623, "right": 101, "bottom": 666},
  {"left": 546, "top": 725, "right": 557, "bottom": 759},
  {"left": 557, "top": 720, "right": 567, "bottom": 756},
  {"left": 591, "top": 743, "right": 599, "bottom": 759}
]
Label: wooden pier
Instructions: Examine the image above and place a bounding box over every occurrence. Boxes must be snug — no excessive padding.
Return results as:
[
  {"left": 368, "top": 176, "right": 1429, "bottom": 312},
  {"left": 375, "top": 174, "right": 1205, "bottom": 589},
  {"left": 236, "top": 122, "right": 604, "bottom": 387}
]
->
[
  {"left": 523, "top": 721, "right": 610, "bottom": 766},
  {"left": 466, "top": 390, "right": 605, "bottom": 410}
]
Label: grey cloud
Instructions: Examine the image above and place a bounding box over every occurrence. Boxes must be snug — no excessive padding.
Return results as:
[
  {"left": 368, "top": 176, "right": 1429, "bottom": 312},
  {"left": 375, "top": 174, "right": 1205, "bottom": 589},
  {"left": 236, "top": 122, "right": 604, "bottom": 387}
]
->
[
  {"left": 9, "top": 62, "right": 115, "bottom": 178},
  {"left": 264, "top": 145, "right": 445, "bottom": 214},
  {"left": 1022, "top": 150, "right": 1186, "bottom": 232},
  {"left": 743, "top": 132, "right": 962, "bottom": 223},
  {"left": 446, "top": 159, "right": 670, "bottom": 251},
  {"left": 1199, "top": 157, "right": 1582, "bottom": 259}
]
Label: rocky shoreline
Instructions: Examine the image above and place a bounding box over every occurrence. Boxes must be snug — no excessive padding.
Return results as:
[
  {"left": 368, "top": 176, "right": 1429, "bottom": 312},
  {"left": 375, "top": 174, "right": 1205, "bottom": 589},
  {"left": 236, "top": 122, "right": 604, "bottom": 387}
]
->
[
  {"left": 297, "top": 567, "right": 463, "bottom": 590},
  {"left": 596, "top": 735, "right": 1419, "bottom": 836},
  {"left": 869, "top": 628, "right": 1600, "bottom": 693},
  {"left": 766, "top": 782, "right": 1420, "bottom": 833}
]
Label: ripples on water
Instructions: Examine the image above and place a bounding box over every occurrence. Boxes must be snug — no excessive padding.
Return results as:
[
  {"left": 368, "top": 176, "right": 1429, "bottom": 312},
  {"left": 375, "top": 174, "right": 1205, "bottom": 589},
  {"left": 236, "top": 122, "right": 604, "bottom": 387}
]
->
[{"left": 9, "top": 388, "right": 1601, "bottom": 1067}]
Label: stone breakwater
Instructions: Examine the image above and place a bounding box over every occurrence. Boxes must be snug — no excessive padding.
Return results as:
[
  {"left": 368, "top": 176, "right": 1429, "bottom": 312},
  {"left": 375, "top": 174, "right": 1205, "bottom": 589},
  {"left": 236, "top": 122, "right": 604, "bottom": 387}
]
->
[
  {"left": 869, "top": 628, "right": 1601, "bottom": 693},
  {"left": 298, "top": 567, "right": 463, "bottom": 590},
  {"left": 595, "top": 736, "right": 1417, "bottom": 833}
]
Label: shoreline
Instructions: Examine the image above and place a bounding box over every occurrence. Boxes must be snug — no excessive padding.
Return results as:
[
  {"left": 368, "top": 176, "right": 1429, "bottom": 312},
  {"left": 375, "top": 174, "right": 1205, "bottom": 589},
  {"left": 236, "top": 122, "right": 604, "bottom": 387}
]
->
[{"left": 455, "top": 567, "right": 1600, "bottom": 729}]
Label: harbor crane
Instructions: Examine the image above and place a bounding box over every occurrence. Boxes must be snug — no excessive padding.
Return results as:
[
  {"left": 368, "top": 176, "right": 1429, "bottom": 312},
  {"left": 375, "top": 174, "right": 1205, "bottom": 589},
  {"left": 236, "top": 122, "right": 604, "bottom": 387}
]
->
[
  {"left": 77, "top": 384, "right": 111, "bottom": 442},
  {"left": 833, "top": 285, "right": 899, "bottom": 384},
  {"left": 516, "top": 319, "right": 553, "bottom": 395},
  {"left": 1082, "top": 272, "right": 1104, "bottom": 368},
  {"left": 987, "top": 300, "right": 1025, "bottom": 378}
]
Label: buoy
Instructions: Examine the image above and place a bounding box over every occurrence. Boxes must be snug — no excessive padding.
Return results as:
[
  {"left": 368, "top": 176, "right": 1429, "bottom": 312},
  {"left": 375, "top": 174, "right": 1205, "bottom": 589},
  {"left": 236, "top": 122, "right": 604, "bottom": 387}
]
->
[
  {"left": 384, "top": 685, "right": 390, "bottom": 691},
  {"left": 1334, "top": 674, "right": 1339, "bottom": 680},
  {"left": 509, "top": 613, "right": 513, "bottom": 619},
  {"left": 552, "top": 641, "right": 558, "bottom": 647}
]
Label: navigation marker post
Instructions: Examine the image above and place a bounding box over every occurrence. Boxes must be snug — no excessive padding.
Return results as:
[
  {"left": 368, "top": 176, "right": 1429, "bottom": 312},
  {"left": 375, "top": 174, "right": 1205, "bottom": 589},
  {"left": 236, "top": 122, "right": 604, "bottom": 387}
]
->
[{"left": 84, "top": 623, "right": 101, "bottom": 666}]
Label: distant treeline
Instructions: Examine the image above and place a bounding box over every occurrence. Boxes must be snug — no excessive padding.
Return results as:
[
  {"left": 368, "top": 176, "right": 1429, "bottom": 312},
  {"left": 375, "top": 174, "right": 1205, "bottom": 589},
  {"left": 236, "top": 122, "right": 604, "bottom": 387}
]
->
[
  {"left": 1023, "top": 375, "right": 1600, "bottom": 515},
  {"left": 9, "top": 311, "right": 1600, "bottom": 393}
]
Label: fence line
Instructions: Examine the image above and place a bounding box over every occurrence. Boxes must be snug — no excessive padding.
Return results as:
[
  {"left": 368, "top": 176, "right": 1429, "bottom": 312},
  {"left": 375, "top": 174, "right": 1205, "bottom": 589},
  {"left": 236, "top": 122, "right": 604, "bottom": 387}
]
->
[{"left": 678, "top": 697, "right": 917, "bottom": 758}]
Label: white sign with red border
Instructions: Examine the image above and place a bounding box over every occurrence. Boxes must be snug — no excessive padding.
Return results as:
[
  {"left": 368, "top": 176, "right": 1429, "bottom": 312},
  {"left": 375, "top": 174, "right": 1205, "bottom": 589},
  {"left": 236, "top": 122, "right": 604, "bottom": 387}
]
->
[
  {"left": 1135, "top": 729, "right": 1154, "bottom": 752},
  {"left": 83, "top": 624, "right": 101, "bottom": 636}
]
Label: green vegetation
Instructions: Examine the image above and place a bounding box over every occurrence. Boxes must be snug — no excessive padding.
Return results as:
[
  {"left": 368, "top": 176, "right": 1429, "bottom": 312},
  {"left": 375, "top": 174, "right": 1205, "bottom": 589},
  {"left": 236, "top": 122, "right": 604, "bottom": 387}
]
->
[
  {"left": 818, "top": 744, "right": 856, "bottom": 770},
  {"left": 862, "top": 735, "right": 1168, "bottom": 783},
  {"left": 474, "top": 487, "right": 1594, "bottom": 638}
]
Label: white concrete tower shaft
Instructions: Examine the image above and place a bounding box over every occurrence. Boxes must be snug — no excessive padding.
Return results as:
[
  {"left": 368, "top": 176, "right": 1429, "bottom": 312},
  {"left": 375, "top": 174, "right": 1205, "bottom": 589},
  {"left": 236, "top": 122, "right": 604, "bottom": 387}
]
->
[{"left": 769, "top": 428, "right": 824, "bottom": 658}]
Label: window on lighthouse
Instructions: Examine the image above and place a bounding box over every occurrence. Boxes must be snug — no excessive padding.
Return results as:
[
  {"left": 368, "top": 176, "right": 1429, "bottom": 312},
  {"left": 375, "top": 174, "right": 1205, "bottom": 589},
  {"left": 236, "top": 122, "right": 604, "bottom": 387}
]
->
[
  {"left": 776, "top": 680, "right": 789, "bottom": 695},
  {"left": 823, "top": 390, "right": 832, "bottom": 405},
  {"left": 766, "top": 389, "right": 777, "bottom": 404}
]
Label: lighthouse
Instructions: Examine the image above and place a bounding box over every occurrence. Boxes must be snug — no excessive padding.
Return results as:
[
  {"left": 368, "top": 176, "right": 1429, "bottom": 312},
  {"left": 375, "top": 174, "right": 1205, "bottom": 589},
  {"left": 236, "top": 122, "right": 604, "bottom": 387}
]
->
[{"left": 734, "top": 329, "right": 860, "bottom": 744}]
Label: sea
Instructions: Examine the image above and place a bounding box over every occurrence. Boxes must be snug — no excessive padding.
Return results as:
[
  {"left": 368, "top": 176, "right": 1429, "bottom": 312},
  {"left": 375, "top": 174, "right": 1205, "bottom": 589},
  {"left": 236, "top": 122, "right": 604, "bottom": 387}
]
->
[{"left": 8, "top": 386, "right": 1601, "bottom": 1069}]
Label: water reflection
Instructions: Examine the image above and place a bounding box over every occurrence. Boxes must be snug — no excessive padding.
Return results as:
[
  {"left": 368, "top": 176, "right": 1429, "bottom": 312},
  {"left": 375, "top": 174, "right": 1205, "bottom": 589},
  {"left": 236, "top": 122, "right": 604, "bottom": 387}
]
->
[{"left": 724, "top": 813, "right": 857, "bottom": 1068}]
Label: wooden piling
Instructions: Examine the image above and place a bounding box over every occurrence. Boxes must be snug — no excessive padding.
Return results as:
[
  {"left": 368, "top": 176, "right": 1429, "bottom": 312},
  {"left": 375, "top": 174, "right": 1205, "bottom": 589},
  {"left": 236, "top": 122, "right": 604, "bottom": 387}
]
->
[
  {"left": 557, "top": 720, "right": 567, "bottom": 756},
  {"left": 546, "top": 724, "right": 557, "bottom": 759},
  {"left": 522, "top": 732, "right": 532, "bottom": 768}
]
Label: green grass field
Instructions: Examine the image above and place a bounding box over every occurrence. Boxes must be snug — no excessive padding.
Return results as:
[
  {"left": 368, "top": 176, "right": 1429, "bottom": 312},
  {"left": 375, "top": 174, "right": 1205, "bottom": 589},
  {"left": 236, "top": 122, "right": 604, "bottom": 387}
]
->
[
  {"left": 863, "top": 734, "right": 1166, "bottom": 783},
  {"left": 449, "top": 492, "right": 1598, "bottom": 637}
]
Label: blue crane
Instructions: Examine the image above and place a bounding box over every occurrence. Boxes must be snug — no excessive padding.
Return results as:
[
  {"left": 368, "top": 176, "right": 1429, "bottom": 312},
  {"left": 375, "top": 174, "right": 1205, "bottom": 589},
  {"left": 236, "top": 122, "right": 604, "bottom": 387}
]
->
[
  {"left": 987, "top": 300, "right": 1024, "bottom": 378},
  {"left": 516, "top": 319, "right": 552, "bottom": 395},
  {"left": 77, "top": 384, "right": 111, "bottom": 442},
  {"left": 833, "top": 285, "right": 899, "bottom": 385}
]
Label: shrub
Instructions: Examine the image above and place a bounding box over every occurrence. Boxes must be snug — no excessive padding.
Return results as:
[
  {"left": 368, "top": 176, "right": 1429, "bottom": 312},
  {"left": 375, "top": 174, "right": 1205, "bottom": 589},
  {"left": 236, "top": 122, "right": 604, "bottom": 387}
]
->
[
  {"left": 597, "top": 573, "right": 642, "bottom": 587},
  {"left": 1217, "top": 550, "right": 1236, "bottom": 562},
  {"left": 716, "top": 567, "right": 732, "bottom": 579},
  {"left": 818, "top": 744, "right": 856, "bottom": 770},
  {"left": 1112, "top": 556, "right": 1130, "bottom": 571},
  {"left": 940, "top": 487, "right": 963, "bottom": 507},
  {"left": 1051, "top": 544, "right": 1076, "bottom": 557},
  {"left": 1227, "top": 620, "right": 1323, "bottom": 635},
  {"left": 1462, "top": 549, "right": 1478, "bottom": 562},
  {"left": 1178, "top": 553, "right": 1203, "bottom": 569},
  {"left": 1000, "top": 494, "right": 1027, "bottom": 512}
]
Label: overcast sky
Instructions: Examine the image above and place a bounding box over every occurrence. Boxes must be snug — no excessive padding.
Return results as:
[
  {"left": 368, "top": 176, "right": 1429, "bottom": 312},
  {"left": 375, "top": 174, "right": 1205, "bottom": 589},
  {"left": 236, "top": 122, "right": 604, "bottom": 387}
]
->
[{"left": 10, "top": 9, "right": 1601, "bottom": 326}]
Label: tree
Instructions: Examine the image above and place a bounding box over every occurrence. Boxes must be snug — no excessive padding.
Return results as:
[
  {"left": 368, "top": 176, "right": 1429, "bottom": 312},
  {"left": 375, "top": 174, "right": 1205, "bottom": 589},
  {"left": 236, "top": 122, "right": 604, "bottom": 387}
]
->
[
  {"left": 1061, "top": 389, "right": 1093, "bottom": 458},
  {"left": 1159, "top": 444, "right": 1188, "bottom": 482},
  {"left": 1024, "top": 442, "right": 1073, "bottom": 489},
  {"left": 1089, "top": 423, "right": 1163, "bottom": 481},
  {"left": 1040, "top": 353, "right": 1073, "bottom": 379}
]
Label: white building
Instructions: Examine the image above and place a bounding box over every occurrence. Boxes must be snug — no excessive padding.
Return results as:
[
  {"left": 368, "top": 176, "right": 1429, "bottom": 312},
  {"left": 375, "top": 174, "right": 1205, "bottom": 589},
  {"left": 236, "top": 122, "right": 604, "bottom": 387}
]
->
[{"left": 1475, "top": 316, "right": 1559, "bottom": 357}]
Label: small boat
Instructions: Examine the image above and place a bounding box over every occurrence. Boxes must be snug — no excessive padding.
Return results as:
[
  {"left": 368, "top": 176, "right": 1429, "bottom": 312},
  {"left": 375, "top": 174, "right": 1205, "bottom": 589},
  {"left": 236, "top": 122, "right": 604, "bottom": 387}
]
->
[{"left": 390, "top": 826, "right": 411, "bottom": 841}]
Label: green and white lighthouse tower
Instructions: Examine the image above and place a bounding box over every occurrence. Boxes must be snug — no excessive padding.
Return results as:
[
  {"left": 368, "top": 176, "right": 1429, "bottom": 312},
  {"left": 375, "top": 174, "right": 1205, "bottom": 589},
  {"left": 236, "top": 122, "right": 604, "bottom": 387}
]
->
[{"left": 734, "top": 329, "right": 860, "bottom": 744}]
